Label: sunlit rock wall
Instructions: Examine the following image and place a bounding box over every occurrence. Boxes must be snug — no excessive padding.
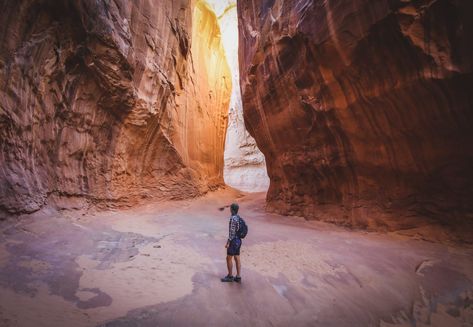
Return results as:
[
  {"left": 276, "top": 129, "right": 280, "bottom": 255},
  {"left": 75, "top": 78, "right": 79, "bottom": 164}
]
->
[
  {"left": 206, "top": 0, "right": 269, "bottom": 193},
  {"left": 0, "top": 0, "right": 231, "bottom": 215},
  {"left": 238, "top": 0, "right": 473, "bottom": 228}
]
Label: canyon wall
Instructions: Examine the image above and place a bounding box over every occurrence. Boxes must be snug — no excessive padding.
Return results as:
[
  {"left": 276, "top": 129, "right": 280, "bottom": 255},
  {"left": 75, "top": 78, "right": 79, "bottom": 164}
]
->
[
  {"left": 238, "top": 0, "right": 473, "bottom": 229},
  {"left": 0, "top": 0, "right": 231, "bottom": 216},
  {"left": 224, "top": 94, "right": 270, "bottom": 193}
]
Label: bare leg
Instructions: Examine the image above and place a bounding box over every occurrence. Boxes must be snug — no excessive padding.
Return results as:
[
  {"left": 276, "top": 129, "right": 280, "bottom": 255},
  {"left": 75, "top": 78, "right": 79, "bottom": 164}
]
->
[
  {"left": 226, "top": 255, "right": 233, "bottom": 276},
  {"left": 234, "top": 255, "right": 241, "bottom": 276}
]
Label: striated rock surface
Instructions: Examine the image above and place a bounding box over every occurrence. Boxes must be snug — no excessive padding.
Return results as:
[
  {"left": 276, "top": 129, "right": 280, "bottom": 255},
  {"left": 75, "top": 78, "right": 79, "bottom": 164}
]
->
[
  {"left": 238, "top": 0, "right": 473, "bottom": 229},
  {"left": 0, "top": 0, "right": 231, "bottom": 215}
]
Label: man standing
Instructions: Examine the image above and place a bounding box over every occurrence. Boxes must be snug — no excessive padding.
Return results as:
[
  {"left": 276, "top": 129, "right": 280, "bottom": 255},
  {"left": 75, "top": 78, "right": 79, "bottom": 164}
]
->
[{"left": 221, "top": 203, "right": 242, "bottom": 283}]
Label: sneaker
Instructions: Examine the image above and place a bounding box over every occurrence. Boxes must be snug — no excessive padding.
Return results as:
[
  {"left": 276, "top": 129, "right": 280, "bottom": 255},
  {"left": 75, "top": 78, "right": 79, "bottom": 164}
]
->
[
  {"left": 234, "top": 276, "right": 241, "bottom": 283},
  {"left": 221, "top": 275, "right": 234, "bottom": 282}
]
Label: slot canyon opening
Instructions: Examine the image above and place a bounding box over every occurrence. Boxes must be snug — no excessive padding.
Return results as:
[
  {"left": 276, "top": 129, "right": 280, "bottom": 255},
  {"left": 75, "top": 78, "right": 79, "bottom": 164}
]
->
[
  {"left": 1, "top": 1, "right": 473, "bottom": 326},
  {"left": 200, "top": 0, "right": 270, "bottom": 193}
]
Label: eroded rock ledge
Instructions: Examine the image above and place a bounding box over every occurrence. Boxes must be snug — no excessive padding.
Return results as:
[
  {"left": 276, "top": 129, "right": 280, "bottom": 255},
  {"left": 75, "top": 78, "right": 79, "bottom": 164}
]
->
[
  {"left": 0, "top": 0, "right": 231, "bottom": 215},
  {"left": 238, "top": 0, "right": 473, "bottom": 231}
]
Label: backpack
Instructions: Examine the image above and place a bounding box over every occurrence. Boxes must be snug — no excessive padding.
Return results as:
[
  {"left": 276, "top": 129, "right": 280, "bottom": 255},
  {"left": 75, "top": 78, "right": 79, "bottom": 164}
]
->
[{"left": 237, "top": 216, "right": 248, "bottom": 239}]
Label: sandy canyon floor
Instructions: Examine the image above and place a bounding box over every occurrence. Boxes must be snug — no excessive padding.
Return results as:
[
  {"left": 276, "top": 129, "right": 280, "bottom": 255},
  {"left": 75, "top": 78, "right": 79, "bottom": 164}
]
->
[{"left": 0, "top": 190, "right": 472, "bottom": 327}]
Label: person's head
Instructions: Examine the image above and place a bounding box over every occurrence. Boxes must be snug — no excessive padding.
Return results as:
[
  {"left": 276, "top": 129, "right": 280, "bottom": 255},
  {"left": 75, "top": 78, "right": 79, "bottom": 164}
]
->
[{"left": 230, "top": 203, "right": 239, "bottom": 215}]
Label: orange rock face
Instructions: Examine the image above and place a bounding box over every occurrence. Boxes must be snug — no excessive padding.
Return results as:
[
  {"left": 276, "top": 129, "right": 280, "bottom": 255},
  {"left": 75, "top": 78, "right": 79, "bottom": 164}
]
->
[
  {"left": 0, "top": 0, "right": 231, "bottom": 214},
  {"left": 238, "top": 0, "right": 473, "bottom": 228}
]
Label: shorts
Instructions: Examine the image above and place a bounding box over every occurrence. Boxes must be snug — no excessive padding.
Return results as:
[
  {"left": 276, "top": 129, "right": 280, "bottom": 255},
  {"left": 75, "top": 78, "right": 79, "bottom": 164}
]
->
[{"left": 227, "top": 238, "right": 242, "bottom": 256}]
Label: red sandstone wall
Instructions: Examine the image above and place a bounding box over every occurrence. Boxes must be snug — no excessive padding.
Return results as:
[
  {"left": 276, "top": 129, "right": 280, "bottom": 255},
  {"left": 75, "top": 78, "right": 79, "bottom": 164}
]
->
[
  {"left": 0, "top": 0, "right": 231, "bottom": 215},
  {"left": 238, "top": 0, "right": 473, "bottom": 228}
]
